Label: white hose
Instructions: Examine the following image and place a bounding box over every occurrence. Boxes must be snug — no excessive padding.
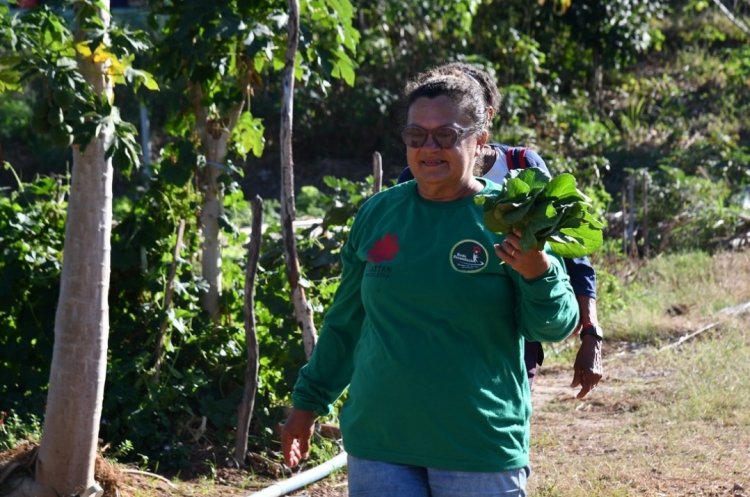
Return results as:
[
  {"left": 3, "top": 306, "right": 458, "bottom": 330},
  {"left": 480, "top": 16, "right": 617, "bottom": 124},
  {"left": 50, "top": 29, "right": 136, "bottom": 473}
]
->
[{"left": 246, "top": 452, "right": 348, "bottom": 497}]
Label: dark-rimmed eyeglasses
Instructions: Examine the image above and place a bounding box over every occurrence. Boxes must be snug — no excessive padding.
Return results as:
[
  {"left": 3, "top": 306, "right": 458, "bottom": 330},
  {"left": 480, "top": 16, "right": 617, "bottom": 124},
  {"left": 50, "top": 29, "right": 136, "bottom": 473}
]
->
[{"left": 401, "top": 125, "right": 471, "bottom": 149}]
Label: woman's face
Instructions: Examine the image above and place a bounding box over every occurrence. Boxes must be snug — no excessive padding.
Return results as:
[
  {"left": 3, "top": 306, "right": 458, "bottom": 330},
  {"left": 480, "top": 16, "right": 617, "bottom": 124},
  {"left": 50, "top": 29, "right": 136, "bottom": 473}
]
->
[{"left": 405, "top": 95, "right": 486, "bottom": 191}]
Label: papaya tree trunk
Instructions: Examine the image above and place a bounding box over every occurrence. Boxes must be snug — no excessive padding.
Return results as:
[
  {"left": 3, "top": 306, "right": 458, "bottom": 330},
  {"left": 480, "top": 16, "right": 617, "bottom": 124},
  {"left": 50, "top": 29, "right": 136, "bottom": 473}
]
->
[
  {"left": 280, "top": 0, "right": 317, "bottom": 359},
  {"left": 33, "top": 4, "right": 113, "bottom": 496},
  {"left": 192, "top": 84, "right": 244, "bottom": 320}
]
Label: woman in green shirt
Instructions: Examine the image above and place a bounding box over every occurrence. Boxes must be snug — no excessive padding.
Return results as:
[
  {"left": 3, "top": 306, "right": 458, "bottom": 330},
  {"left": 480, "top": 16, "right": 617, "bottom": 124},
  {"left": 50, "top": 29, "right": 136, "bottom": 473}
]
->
[{"left": 282, "top": 68, "right": 579, "bottom": 496}]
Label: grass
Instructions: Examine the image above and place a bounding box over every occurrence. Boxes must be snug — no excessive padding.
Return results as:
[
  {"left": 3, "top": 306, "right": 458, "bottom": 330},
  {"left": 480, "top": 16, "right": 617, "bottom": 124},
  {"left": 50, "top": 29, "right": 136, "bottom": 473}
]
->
[
  {"left": 549, "top": 249, "right": 750, "bottom": 349},
  {"left": 531, "top": 248, "right": 750, "bottom": 497},
  {"left": 660, "top": 320, "right": 750, "bottom": 426},
  {"left": 529, "top": 317, "right": 750, "bottom": 497}
]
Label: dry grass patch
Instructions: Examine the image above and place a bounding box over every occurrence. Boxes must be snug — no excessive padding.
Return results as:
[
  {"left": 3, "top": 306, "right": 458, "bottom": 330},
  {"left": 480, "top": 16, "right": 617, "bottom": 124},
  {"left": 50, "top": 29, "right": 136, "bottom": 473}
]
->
[
  {"left": 578, "top": 248, "right": 750, "bottom": 347},
  {"left": 528, "top": 319, "right": 750, "bottom": 497}
]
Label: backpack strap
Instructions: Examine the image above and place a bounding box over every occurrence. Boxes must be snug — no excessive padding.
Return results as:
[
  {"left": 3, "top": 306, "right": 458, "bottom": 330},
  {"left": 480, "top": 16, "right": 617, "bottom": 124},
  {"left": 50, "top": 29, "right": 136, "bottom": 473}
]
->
[{"left": 505, "top": 147, "right": 528, "bottom": 170}]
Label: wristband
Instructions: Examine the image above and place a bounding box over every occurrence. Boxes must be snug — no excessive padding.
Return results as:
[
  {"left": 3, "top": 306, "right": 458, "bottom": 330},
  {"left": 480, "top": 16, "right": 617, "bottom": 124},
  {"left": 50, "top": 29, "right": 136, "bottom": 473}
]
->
[{"left": 580, "top": 324, "right": 604, "bottom": 340}]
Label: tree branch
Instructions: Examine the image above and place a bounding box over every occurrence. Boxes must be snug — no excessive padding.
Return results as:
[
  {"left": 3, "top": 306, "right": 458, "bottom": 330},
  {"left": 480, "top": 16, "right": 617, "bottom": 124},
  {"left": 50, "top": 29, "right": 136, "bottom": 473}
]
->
[
  {"left": 710, "top": 0, "right": 750, "bottom": 37},
  {"left": 280, "top": 0, "right": 318, "bottom": 359},
  {"left": 153, "top": 219, "right": 186, "bottom": 380},
  {"left": 234, "top": 196, "right": 263, "bottom": 466}
]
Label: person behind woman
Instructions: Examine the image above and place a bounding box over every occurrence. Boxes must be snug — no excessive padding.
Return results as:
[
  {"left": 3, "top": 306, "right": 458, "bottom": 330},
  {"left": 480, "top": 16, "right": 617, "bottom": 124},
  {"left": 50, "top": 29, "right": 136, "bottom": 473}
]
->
[
  {"left": 282, "top": 68, "right": 579, "bottom": 496},
  {"left": 398, "top": 62, "right": 603, "bottom": 398}
]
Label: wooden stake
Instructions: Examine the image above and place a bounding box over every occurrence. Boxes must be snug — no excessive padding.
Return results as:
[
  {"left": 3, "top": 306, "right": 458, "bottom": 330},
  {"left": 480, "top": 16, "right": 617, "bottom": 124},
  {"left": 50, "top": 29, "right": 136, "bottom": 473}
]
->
[
  {"left": 234, "top": 196, "right": 263, "bottom": 466},
  {"left": 280, "top": 0, "right": 317, "bottom": 359},
  {"left": 153, "top": 220, "right": 185, "bottom": 380},
  {"left": 372, "top": 151, "right": 383, "bottom": 194}
]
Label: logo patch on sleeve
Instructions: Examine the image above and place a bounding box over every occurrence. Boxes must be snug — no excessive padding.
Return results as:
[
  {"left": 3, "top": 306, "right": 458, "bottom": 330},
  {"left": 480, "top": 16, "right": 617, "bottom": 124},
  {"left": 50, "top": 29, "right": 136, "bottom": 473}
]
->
[{"left": 450, "top": 240, "right": 488, "bottom": 273}]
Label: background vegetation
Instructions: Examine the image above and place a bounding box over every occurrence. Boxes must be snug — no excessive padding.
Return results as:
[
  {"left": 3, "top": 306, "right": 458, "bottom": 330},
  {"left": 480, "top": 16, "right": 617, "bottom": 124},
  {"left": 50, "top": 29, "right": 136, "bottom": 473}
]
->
[{"left": 1, "top": 0, "right": 750, "bottom": 482}]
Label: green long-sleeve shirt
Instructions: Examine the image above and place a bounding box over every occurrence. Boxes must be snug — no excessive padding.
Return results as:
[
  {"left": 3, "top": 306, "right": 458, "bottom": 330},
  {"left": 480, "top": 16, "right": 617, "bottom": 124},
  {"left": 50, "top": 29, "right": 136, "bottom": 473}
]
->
[{"left": 292, "top": 179, "right": 578, "bottom": 472}]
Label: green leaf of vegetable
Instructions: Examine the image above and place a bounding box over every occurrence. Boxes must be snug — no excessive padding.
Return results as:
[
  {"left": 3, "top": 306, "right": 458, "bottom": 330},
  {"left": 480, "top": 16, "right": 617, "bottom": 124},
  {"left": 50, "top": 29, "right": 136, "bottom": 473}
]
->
[{"left": 478, "top": 168, "right": 605, "bottom": 258}]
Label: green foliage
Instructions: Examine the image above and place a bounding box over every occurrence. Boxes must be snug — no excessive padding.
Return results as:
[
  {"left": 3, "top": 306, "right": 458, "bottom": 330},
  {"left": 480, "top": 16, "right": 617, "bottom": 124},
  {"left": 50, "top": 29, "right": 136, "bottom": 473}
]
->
[
  {"left": 0, "top": 0, "right": 157, "bottom": 173},
  {"left": 478, "top": 168, "right": 604, "bottom": 257},
  {"left": 639, "top": 167, "right": 746, "bottom": 253},
  {"left": 0, "top": 156, "right": 373, "bottom": 469},
  {"left": 290, "top": 0, "right": 481, "bottom": 167},
  {"left": 103, "top": 146, "right": 242, "bottom": 466},
  {"left": 554, "top": 0, "right": 666, "bottom": 68},
  {"left": 0, "top": 410, "right": 42, "bottom": 451},
  {"left": 0, "top": 93, "right": 32, "bottom": 141},
  {"left": 303, "top": 0, "right": 360, "bottom": 87},
  {"left": 148, "top": 0, "right": 359, "bottom": 164},
  {"left": 353, "top": 0, "right": 480, "bottom": 70},
  {"left": 471, "top": 1, "right": 548, "bottom": 89},
  {"left": 0, "top": 174, "right": 67, "bottom": 414},
  {"left": 546, "top": 93, "right": 617, "bottom": 154}
]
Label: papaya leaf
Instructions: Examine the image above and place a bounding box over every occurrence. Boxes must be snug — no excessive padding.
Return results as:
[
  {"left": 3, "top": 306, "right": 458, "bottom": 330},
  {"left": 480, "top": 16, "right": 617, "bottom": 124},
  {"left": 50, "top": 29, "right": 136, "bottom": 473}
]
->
[{"left": 232, "top": 111, "right": 266, "bottom": 159}]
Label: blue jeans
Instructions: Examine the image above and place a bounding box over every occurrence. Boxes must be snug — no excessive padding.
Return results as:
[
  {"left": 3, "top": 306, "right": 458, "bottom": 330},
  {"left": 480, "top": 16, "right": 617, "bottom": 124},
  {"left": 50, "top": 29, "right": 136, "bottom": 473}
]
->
[{"left": 347, "top": 455, "right": 529, "bottom": 497}]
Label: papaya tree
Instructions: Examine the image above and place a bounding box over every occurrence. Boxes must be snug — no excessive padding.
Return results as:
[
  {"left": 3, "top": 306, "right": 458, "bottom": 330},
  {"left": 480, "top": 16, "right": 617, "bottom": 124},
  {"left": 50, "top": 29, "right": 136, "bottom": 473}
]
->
[
  {"left": 0, "top": 1, "right": 154, "bottom": 495},
  {"left": 148, "top": 0, "right": 358, "bottom": 320}
]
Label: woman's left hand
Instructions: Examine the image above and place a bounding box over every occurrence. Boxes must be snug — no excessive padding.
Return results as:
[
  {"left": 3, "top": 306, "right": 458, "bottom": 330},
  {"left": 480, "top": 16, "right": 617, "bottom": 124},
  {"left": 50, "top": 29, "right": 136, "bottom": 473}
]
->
[{"left": 494, "top": 230, "right": 550, "bottom": 280}]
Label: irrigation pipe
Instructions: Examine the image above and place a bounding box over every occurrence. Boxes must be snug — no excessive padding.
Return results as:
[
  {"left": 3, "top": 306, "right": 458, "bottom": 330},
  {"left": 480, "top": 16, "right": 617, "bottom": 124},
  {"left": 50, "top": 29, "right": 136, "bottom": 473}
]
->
[
  {"left": 657, "top": 299, "right": 750, "bottom": 352},
  {"left": 246, "top": 451, "right": 347, "bottom": 497}
]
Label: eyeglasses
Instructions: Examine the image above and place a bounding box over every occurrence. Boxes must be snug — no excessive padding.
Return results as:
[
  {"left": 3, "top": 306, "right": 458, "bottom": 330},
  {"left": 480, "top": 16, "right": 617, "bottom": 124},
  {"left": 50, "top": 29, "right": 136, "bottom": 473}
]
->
[{"left": 401, "top": 125, "right": 471, "bottom": 149}]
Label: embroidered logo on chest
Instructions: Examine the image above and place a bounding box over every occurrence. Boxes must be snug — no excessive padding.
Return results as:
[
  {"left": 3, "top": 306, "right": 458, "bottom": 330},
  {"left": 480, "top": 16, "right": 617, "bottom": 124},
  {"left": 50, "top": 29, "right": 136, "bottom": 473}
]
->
[
  {"left": 450, "top": 240, "right": 488, "bottom": 273},
  {"left": 367, "top": 233, "right": 399, "bottom": 263}
]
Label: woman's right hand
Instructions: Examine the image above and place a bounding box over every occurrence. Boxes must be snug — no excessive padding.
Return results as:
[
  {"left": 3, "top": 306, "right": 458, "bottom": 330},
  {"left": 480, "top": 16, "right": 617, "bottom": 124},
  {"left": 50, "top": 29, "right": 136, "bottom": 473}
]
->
[{"left": 281, "top": 408, "right": 316, "bottom": 467}]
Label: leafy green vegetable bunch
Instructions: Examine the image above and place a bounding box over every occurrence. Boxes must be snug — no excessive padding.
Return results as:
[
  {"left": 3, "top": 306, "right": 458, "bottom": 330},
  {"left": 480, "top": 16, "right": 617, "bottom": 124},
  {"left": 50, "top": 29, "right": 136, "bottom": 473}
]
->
[{"left": 476, "top": 168, "right": 604, "bottom": 258}]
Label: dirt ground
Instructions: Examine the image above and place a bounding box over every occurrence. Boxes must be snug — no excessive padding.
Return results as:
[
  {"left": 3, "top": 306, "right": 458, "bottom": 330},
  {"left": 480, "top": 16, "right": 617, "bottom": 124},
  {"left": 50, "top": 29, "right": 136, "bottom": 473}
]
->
[
  {"left": 105, "top": 333, "right": 748, "bottom": 497},
  {"left": 4, "top": 333, "right": 747, "bottom": 497}
]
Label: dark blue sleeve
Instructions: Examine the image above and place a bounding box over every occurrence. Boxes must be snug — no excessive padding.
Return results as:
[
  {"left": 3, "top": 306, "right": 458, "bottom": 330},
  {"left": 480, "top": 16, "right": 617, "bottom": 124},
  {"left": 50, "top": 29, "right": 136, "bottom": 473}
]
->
[
  {"left": 397, "top": 167, "right": 414, "bottom": 184},
  {"left": 491, "top": 144, "right": 551, "bottom": 178},
  {"left": 521, "top": 148, "right": 551, "bottom": 177},
  {"left": 564, "top": 257, "right": 597, "bottom": 298}
]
